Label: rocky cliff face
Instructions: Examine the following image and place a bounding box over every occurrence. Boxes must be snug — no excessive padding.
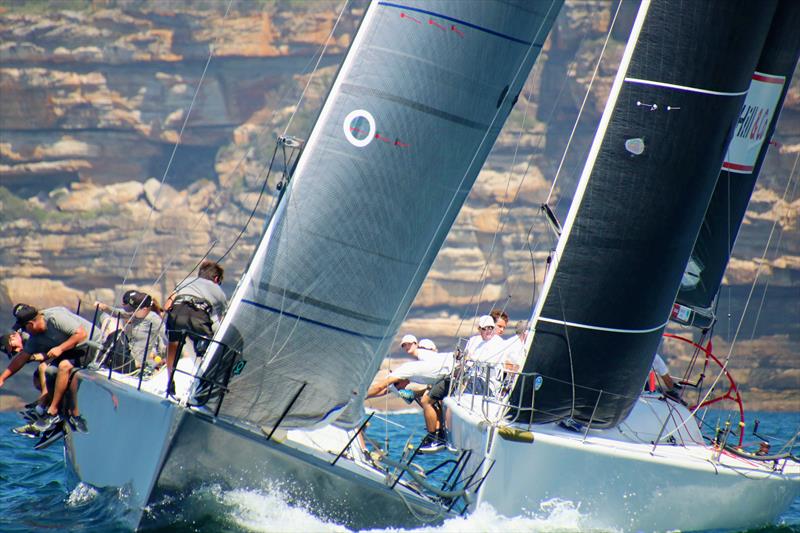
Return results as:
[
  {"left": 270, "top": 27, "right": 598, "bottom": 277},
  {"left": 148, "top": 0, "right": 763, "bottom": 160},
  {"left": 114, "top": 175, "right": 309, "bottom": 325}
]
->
[{"left": 1, "top": 0, "right": 797, "bottom": 411}]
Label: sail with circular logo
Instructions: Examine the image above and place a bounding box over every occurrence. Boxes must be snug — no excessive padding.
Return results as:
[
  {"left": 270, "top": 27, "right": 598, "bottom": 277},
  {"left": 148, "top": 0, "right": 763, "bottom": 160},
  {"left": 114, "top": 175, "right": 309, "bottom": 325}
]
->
[{"left": 203, "top": 0, "right": 563, "bottom": 429}]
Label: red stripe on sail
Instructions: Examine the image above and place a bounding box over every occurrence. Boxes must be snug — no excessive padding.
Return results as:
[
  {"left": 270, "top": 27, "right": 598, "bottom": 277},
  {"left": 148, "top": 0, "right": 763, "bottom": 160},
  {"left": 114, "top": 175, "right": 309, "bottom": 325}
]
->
[
  {"left": 722, "top": 161, "right": 754, "bottom": 172},
  {"left": 751, "top": 73, "right": 784, "bottom": 84}
]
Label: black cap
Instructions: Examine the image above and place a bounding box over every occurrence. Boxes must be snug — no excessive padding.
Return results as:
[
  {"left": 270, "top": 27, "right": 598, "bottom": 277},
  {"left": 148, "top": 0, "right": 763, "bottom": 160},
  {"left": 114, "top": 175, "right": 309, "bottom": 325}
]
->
[
  {"left": 122, "top": 290, "right": 153, "bottom": 311},
  {"left": 12, "top": 303, "right": 38, "bottom": 330}
]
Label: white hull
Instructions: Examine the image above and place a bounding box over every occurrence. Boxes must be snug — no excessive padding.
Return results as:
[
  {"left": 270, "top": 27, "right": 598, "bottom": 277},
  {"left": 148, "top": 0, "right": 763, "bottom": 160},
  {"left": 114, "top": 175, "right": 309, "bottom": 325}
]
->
[
  {"left": 446, "top": 394, "right": 800, "bottom": 532},
  {"left": 64, "top": 370, "right": 451, "bottom": 529}
]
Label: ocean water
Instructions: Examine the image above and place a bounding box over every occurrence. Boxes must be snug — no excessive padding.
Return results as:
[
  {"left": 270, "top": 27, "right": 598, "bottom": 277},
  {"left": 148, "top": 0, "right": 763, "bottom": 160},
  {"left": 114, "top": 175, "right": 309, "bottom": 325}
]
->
[{"left": 1, "top": 410, "right": 798, "bottom": 532}]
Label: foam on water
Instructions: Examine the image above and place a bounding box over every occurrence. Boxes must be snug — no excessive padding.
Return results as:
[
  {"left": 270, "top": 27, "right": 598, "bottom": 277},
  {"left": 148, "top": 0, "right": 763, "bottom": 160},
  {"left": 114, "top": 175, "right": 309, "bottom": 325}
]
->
[
  {"left": 202, "top": 483, "right": 614, "bottom": 533},
  {"left": 221, "top": 486, "right": 349, "bottom": 532},
  {"left": 66, "top": 482, "right": 98, "bottom": 506}
]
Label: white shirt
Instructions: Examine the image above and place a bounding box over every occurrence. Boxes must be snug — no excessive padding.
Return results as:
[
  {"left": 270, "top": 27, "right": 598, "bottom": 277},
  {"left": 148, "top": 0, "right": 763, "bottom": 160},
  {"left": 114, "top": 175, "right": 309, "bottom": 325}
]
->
[
  {"left": 500, "top": 335, "right": 526, "bottom": 368},
  {"left": 465, "top": 334, "right": 505, "bottom": 364}
]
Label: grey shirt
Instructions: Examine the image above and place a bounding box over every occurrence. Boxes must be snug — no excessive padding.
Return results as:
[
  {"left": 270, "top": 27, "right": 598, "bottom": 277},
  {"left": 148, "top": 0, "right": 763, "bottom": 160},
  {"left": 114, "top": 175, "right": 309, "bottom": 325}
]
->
[
  {"left": 101, "top": 310, "right": 166, "bottom": 365},
  {"left": 23, "top": 307, "right": 100, "bottom": 355},
  {"left": 173, "top": 276, "right": 227, "bottom": 325}
]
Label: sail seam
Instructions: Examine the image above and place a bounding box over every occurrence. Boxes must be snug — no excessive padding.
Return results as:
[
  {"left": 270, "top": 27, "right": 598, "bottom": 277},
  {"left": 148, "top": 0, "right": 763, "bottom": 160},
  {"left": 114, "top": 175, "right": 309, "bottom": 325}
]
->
[
  {"left": 624, "top": 77, "right": 748, "bottom": 97},
  {"left": 257, "top": 282, "right": 392, "bottom": 326},
  {"left": 340, "top": 83, "right": 488, "bottom": 131},
  {"left": 377, "top": 2, "right": 538, "bottom": 46},
  {"left": 537, "top": 316, "right": 668, "bottom": 334},
  {"left": 241, "top": 299, "right": 385, "bottom": 340}
]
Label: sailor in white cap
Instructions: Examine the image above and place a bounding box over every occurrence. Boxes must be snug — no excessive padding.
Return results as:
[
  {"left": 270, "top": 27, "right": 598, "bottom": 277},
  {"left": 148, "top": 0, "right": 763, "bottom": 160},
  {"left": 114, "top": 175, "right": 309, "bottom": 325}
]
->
[{"left": 366, "top": 333, "right": 453, "bottom": 401}]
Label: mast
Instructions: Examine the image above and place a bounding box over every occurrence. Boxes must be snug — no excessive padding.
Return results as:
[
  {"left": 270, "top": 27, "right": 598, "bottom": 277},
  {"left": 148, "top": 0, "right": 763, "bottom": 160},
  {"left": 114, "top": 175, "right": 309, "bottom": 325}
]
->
[
  {"left": 509, "top": 0, "right": 778, "bottom": 428},
  {"left": 672, "top": 0, "right": 800, "bottom": 328},
  {"left": 203, "top": 0, "right": 563, "bottom": 429}
]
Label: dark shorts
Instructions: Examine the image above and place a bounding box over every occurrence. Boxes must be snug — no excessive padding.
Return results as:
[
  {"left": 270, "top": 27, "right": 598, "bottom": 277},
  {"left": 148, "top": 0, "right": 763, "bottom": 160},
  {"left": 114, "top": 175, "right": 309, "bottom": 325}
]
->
[
  {"left": 32, "top": 364, "right": 58, "bottom": 391},
  {"left": 429, "top": 377, "right": 451, "bottom": 401},
  {"left": 52, "top": 346, "right": 88, "bottom": 368},
  {"left": 166, "top": 303, "right": 213, "bottom": 343}
]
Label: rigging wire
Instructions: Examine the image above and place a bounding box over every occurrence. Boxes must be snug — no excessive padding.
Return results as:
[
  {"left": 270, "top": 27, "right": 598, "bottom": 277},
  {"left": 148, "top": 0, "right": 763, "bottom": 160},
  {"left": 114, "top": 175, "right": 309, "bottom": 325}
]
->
[
  {"left": 453, "top": 0, "right": 624, "bottom": 341},
  {"left": 661, "top": 150, "right": 800, "bottom": 443},
  {"left": 544, "top": 0, "right": 624, "bottom": 206},
  {"left": 119, "top": 0, "right": 235, "bottom": 294},
  {"left": 453, "top": 48, "right": 572, "bottom": 336},
  {"left": 215, "top": 143, "right": 281, "bottom": 264},
  {"left": 281, "top": 0, "right": 350, "bottom": 139},
  {"left": 120, "top": 0, "right": 349, "bottom": 315},
  {"left": 378, "top": 0, "right": 563, "bottom": 351},
  {"left": 748, "top": 172, "right": 799, "bottom": 340}
]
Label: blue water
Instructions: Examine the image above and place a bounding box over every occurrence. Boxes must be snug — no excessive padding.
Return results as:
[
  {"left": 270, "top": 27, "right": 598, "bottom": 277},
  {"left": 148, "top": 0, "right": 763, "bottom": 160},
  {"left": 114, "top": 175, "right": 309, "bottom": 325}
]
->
[{"left": 1, "top": 410, "right": 798, "bottom": 532}]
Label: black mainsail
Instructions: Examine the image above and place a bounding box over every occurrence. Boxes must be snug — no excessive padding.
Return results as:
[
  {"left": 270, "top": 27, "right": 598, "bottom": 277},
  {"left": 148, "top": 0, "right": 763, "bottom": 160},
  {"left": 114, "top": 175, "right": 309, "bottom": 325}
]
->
[
  {"left": 673, "top": 0, "right": 800, "bottom": 328},
  {"left": 201, "top": 0, "right": 563, "bottom": 429},
  {"left": 509, "top": 0, "right": 778, "bottom": 428}
]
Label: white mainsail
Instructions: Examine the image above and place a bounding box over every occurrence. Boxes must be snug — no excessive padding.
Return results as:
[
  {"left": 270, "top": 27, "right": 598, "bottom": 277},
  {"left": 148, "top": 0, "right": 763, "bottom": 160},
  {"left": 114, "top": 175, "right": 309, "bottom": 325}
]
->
[{"left": 204, "top": 0, "right": 563, "bottom": 429}]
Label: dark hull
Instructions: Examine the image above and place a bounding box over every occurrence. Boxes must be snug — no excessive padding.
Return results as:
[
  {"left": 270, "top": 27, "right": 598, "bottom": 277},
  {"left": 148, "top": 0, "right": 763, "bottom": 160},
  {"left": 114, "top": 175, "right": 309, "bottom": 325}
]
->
[{"left": 64, "top": 371, "right": 447, "bottom": 530}]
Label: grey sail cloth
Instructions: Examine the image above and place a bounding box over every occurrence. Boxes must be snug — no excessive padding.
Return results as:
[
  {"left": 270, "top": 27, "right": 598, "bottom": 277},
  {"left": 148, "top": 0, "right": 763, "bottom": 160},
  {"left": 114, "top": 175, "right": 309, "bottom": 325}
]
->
[
  {"left": 509, "top": 0, "right": 778, "bottom": 429},
  {"left": 203, "top": 0, "right": 563, "bottom": 429},
  {"left": 673, "top": 0, "right": 800, "bottom": 326}
]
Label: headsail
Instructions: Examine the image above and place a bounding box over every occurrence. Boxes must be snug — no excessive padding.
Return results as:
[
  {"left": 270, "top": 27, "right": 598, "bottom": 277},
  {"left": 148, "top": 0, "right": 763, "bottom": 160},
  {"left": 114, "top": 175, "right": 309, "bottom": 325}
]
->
[
  {"left": 509, "top": 0, "right": 778, "bottom": 428},
  {"left": 203, "top": 0, "right": 563, "bottom": 429},
  {"left": 673, "top": 0, "right": 800, "bottom": 328}
]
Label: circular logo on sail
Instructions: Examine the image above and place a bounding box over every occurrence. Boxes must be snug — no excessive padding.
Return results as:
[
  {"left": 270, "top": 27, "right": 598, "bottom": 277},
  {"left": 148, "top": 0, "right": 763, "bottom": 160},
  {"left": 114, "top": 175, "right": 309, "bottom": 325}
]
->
[{"left": 343, "top": 109, "right": 375, "bottom": 148}]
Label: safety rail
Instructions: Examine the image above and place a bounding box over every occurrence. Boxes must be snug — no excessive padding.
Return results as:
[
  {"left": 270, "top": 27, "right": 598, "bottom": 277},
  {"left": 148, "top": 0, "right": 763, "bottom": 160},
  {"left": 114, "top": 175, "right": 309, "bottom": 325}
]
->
[
  {"left": 448, "top": 359, "right": 542, "bottom": 429},
  {"left": 79, "top": 300, "right": 242, "bottom": 417},
  {"left": 448, "top": 358, "right": 697, "bottom": 449}
]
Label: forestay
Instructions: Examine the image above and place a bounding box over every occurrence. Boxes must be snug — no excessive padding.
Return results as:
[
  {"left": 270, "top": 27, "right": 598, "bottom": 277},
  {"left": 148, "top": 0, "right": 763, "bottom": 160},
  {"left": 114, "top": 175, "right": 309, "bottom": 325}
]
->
[
  {"left": 203, "top": 0, "right": 563, "bottom": 429},
  {"left": 509, "top": 0, "right": 777, "bottom": 428},
  {"left": 673, "top": 0, "right": 800, "bottom": 328}
]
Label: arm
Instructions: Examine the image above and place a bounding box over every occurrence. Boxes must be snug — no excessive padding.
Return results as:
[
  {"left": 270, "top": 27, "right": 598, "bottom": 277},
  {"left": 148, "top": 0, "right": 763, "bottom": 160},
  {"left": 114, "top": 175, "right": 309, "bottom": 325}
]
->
[
  {"left": 47, "top": 326, "right": 88, "bottom": 359},
  {"left": 165, "top": 292, "right": 177, "bottom": 312},
  {"left": 0, "top": 351, "right": 34, "bottom": 387}
]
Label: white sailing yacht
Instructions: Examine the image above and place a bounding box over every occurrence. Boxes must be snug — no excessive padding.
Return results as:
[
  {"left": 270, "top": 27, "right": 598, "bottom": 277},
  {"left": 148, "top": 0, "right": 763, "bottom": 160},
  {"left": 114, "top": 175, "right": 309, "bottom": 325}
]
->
[
  {"left": 446, "top": 0, "right": 800, "bottom": 531},
  {"left": 61, "top": 0, "right": 564, "bottom": 529}
]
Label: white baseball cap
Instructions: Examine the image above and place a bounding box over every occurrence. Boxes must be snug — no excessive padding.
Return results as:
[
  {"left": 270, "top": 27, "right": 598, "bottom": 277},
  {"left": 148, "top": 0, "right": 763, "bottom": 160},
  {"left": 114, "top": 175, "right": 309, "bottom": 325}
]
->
[
  {"left": 478, "top": 315, "right": 495, "bottom": 329},
  {"left": 418, "top": 338, "right": 437, "bottom": 351},
  {"left": 400, "top": 334, "right": 418, "bottom": 345}
]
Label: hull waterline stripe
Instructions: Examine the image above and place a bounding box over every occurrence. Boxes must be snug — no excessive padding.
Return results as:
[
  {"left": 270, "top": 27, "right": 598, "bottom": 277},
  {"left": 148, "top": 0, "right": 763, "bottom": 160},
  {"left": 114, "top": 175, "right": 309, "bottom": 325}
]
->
[
  {"left": 242, "top": 299, "right": 385, "bottom": 341},
  {"left": 258, "top": 282, "right": 392, "bottom": 326},
  {"left": 378, "top": 2, "right": 537, "bottom": 46},
  {"left": 624, "top": 77, "right": 748, "bottom": 96},
  {"left": 340, "top": 83, "right": 488, "bottom": 131},
  {"left": 537, "top": 316, "right": 669, "bottom": 334}
]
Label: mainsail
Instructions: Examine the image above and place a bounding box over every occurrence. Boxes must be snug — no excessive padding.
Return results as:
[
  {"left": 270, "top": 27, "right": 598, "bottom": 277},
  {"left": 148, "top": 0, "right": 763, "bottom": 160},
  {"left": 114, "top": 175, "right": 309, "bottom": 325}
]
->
[
  {"left": 509, "top": 0, "right": 778, "bottom": 428},
  {"left": 204, "top": 0, "right": 563, "bottom": 429},
  {"left": 673, "top": 0, "right": 800, "bottom": 328}
]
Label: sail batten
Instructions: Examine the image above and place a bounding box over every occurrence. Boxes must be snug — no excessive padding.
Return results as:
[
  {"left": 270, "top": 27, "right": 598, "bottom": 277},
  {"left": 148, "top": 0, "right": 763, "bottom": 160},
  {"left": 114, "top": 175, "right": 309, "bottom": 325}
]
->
[
  {"left": 510, "top": 0, "right": 779, "bottom": 428},
  {"left": 203, "top": 0, "right": 563, "bottom": 429}
]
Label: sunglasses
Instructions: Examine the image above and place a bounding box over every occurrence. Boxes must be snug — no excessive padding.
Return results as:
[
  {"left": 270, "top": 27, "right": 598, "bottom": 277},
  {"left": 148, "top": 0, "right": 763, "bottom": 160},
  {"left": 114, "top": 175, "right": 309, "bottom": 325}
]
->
[{"left": 480, "top": 326, "right": 494, "bottom": 332}]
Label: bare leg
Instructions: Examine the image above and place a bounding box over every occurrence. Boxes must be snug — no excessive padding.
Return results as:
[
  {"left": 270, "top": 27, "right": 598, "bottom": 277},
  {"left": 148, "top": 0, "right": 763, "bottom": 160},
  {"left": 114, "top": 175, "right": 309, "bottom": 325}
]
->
[
  {"left": 47, "top": 359, "right": 73, "bottom": 416},
  {"left": 37, "top": 362, "right": 49, "bottom": 405},
  {"left": 167, "top": 340, "right": 178, "bottom": 376},
  {"left": 420, "top": 391, "right": 440, "bottom": 433}
]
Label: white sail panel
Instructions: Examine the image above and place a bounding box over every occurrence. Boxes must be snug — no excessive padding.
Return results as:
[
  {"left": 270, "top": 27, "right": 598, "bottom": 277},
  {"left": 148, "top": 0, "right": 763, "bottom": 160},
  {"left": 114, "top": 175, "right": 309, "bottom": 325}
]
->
[{"left": 206, "top": 0, "right": 563, "bottom": 428}]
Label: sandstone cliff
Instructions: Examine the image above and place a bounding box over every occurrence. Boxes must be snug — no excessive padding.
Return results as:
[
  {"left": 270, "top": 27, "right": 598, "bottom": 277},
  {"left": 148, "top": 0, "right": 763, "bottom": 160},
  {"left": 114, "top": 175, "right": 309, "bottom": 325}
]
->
[{"left": 0, "top": 0, "right": 797, "bottom": 411}]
